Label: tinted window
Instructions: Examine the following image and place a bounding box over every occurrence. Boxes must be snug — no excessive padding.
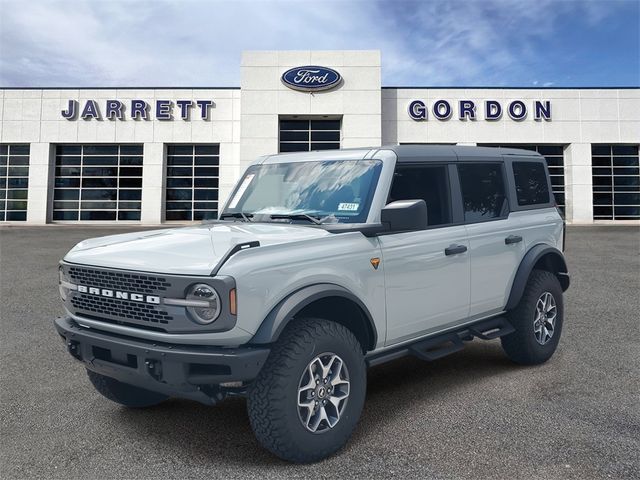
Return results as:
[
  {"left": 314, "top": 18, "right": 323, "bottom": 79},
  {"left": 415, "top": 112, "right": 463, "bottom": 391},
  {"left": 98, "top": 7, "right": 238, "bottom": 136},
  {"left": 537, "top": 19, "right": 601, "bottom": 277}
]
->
[
  {"left": 388, "top": 165, "right": 451, "bottom": 226},
  {"left": 165, "top": 144, "right": 220, "bottom": 221},
  {"left": 479, "top": 144, "right": 565, "bottom": 214},
  {"left": 458, "top": 163, "right": 507, "bottom": 222},
  {"left": 513, "top": 161, "right": 550, "bottom": 206},
  {"left": 591, "top": 144, "right": 639, "bottom": 220},
  {"left": 0, "top": 144, "right": 29, "bottom": 222},
  {"left": 53, "top": 144, "right": 142, "bottom": 222},
  {"left": 279, "top": 119, "right": 341, "bottom": 153}
]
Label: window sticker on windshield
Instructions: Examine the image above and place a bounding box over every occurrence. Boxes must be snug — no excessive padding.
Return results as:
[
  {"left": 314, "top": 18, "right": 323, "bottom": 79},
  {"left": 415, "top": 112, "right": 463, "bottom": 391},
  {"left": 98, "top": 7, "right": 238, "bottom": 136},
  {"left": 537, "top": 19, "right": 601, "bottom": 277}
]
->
[
  {"left": 228, "top": 174, "right": 255, "bottom": 209},
  {"left": 337, "top": 202, "right": 359, "bottom": 212}
]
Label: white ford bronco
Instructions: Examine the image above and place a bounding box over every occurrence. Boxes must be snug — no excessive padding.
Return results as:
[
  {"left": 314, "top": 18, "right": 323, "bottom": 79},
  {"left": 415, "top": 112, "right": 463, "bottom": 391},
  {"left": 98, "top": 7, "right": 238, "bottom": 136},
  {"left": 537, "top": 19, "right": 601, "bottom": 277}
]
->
[{"left": 55, "top": 145, "right": 569, "bottom": 463}]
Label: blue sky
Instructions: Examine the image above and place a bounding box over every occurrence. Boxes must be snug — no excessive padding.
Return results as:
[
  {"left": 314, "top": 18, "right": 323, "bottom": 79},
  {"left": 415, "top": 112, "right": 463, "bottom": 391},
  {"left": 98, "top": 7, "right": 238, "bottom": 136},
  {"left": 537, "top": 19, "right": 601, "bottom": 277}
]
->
[{"left": 0, "top": 0, "right": 638, "bottom": 87}]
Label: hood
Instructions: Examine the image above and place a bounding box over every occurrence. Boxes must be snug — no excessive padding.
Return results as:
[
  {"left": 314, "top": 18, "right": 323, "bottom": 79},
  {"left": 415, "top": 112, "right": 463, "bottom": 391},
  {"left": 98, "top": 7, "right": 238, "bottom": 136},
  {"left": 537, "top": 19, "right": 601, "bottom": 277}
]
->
[{"left": 63, "top": 223, "right": 331, "bottom": 275}]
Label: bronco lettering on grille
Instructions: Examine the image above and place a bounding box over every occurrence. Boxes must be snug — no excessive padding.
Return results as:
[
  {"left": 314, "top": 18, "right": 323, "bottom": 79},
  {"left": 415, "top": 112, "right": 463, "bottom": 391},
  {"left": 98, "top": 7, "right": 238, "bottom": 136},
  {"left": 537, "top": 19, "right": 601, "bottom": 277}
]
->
[{"left": 76, "top": 285, "right": 160, "bottom": 304}]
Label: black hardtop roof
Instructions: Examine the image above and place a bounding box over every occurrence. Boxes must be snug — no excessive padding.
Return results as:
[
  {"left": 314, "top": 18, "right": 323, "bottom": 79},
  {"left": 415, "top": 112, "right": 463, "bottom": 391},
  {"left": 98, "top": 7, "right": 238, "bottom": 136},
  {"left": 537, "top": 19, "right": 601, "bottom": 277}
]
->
[
  {"left": 261, "top": 144, "right": 544, "bottom": 164},
  {"left": 381, "top": 144, "right": 543, "bottom": 162}
]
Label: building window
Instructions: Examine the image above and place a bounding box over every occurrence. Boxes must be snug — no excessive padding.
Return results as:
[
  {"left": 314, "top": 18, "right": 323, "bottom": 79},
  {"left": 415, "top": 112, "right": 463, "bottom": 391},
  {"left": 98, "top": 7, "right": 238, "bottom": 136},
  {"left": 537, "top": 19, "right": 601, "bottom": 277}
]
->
[
  {"left": 592, "top": 145, "right": 640, "bottom": 220},
  {"left": 53, "top": 145, "right": 143, "bottom": 221},
  {"left": 279, "top": 119, "right": 341, "bottom": 153},
  {"left": 480, "top": 144, "right": 565, "bottom": 213},
  {"left": 165, "top": 145, "right": 219, "bottom": 221},
  {"left": 0, "top": 144, "right": 29, "bottom": 221}
]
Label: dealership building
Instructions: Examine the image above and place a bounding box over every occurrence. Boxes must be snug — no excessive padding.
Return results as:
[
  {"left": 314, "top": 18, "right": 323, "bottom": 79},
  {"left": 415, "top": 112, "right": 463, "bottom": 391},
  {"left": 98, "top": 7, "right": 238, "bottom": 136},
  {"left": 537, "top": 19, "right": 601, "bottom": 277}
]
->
[{"left": 1, "top": 50, "right": 638, "bottom": 225}]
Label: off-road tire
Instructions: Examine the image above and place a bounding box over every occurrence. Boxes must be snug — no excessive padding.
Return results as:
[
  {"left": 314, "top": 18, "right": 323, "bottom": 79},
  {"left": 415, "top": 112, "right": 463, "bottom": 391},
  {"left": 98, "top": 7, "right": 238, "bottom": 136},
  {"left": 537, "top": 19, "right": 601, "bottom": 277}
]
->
[
  {"left": 502, "top": 269, "right": 564, "bottom": 365},
  {"left": 247, "top": 318, "right": 366, "bottom": 463},
  {"left": 87, "top": 370, "right": 168, "bottom": 408}
]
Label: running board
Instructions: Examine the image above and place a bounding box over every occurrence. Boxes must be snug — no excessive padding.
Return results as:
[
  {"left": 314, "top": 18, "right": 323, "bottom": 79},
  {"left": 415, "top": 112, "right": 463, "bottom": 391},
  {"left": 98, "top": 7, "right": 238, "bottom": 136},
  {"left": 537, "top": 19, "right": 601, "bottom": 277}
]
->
[
  {"left": 409, "top": 333, "right": 464, "bottom": 361},
  {"left": 467, "top": 316, "right": 515, "bottom": 340},
  {"left": 366, "top": 316, "right": 515, "bottom": 367}
]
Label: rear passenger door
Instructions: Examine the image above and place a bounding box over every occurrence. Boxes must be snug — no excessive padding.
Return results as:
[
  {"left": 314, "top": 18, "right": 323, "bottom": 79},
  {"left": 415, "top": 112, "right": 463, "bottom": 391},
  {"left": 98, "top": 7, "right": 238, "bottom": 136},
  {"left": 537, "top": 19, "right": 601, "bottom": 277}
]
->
[
  {"left": 458, "top": 161, "right": 526, "bottom": 317},
  {"left": 379, "top": 163, "right": 470, "bottom": 346},
  {"left": 508, "top": 158, "right": 564, "bottom": 251}
]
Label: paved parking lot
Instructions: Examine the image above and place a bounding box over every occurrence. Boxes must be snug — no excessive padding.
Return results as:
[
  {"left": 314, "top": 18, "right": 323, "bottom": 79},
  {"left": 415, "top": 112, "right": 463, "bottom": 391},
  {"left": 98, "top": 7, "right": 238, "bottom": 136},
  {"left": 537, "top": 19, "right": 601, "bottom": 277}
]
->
[{"left": 1, "top": 225, "right": 639, "bottom": 479}]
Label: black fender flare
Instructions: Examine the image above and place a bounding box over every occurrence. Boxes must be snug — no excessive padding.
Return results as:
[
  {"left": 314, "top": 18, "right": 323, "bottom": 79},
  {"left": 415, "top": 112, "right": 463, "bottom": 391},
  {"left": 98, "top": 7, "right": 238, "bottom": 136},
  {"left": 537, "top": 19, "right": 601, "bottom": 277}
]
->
[
  {"left": 249, "top": 283, "right": 378, "bottom": 349},
  {"left": 506, "top": 244, "right": 570, "bottom": 310}
]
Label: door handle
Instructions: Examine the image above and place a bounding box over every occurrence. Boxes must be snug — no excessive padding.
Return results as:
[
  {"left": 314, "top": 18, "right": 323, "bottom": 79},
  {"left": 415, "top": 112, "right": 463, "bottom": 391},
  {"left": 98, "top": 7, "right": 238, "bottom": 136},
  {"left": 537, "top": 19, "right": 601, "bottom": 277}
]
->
[
  {"left": 445, "top": 244, "right": 467, "bottom": 256},
  {"left": 505, "top": 235, "right": 523, "bottom": 245}
]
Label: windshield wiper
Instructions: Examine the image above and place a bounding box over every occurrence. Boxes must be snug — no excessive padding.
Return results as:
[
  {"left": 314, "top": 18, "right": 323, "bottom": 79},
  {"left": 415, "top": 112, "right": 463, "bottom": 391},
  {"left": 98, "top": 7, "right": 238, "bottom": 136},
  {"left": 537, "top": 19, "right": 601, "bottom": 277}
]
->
[
  {"left": 269, "top": 213, "right": 324, "bottom": 225},
  {"left": 219, "top": 212, "right": 254, "bottom": 222}
]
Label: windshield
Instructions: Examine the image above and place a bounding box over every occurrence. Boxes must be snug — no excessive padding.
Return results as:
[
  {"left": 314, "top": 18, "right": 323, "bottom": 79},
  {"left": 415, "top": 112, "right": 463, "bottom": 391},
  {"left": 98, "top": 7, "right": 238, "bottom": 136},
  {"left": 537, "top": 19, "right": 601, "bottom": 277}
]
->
[{"left": 222, "top": 159, "right": 383, "bottom": 224}]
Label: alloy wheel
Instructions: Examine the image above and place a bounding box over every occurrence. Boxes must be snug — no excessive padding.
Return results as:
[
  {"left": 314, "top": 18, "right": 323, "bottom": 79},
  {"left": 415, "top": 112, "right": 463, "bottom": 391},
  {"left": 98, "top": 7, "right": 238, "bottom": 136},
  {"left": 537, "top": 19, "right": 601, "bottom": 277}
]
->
[
  {"left": 297, "top": 353, "right": 350, "bottom": 433},
  {"left": 534, "top": 292, "right": 557, "bottom": 345}
]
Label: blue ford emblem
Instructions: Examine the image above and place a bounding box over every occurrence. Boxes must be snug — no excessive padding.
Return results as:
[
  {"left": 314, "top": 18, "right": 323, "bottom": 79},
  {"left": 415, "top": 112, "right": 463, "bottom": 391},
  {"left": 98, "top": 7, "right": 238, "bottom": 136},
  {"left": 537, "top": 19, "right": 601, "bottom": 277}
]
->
[{"left": 281, "top": 66, "right": 342, "bottom": 92}]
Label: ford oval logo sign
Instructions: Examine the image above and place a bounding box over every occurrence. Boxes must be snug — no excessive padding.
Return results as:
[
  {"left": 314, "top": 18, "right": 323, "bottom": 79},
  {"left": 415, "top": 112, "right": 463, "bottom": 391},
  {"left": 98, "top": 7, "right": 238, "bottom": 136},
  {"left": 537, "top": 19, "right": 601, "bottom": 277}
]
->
[{"left": 281, "top": 66, "right": 342, "bottom": 92}]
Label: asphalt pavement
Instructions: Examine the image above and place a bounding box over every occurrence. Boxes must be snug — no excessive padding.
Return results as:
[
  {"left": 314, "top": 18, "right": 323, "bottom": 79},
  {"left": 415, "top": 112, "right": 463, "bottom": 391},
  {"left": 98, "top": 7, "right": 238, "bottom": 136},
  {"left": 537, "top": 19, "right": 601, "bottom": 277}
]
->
[{"left": 1, "top": 225, "right": 639, "bottom": 479}]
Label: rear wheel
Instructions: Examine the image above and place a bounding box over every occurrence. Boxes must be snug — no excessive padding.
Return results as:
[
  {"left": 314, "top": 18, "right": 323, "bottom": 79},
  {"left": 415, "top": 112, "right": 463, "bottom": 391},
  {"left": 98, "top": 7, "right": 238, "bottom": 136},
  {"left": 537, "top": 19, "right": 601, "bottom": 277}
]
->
[
  {"left": 247, "top": 318, "right": 366, "bottom": 463},
  {"left": 502, "top": 269, "right": 564, "bottom": 365},
  {"left": 87, "top": 370, "right": 168, "bottom": 408}
]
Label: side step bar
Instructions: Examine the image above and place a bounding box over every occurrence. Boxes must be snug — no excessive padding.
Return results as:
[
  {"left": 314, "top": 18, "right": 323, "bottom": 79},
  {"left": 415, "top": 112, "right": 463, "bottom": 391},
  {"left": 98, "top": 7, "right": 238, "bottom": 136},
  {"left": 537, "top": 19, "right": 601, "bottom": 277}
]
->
[{"left": 366, "top": 316, "right": 515, "bottom": 367}]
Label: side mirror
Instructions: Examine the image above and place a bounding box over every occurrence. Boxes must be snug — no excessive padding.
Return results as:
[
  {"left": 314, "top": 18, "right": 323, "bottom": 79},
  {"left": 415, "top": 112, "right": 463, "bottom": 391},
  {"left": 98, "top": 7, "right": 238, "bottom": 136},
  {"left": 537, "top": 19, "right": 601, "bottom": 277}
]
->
[{"left": 380, "top": 199, "right": 428, "bottom": 233}]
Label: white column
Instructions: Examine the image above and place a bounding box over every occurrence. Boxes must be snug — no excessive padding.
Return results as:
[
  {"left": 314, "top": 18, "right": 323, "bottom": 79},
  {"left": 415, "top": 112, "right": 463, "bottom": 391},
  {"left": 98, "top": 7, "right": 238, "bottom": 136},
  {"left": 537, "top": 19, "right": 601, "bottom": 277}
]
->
[
  {"left": 26, "top": 143, "right": 52, "bottom": 224},
  {"left": 140, "top": 142, "right": 165, "bottom": 224},
  {"left": 564, "top": 143, "right": 593, "bottom": 224},
  {"left": 217, "top": 142, "right": 242, "bottom": 212}
]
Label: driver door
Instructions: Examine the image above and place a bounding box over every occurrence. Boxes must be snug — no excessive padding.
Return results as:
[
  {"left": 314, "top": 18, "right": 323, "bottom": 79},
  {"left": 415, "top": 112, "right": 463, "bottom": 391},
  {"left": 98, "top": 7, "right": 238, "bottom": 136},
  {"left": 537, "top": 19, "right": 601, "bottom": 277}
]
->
[{"left": 379, "top": 163, "right": 471, "bottom": 346}]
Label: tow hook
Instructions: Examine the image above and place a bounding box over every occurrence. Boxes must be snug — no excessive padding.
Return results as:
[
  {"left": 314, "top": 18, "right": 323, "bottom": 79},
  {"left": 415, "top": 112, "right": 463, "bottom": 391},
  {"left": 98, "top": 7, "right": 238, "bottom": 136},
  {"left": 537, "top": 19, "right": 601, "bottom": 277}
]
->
[
  {"left": 145, "top": 359, "right": 163, "bottom": 381},
  {"left": 67, "top": 340, "right": 81, "bottom": 361}
]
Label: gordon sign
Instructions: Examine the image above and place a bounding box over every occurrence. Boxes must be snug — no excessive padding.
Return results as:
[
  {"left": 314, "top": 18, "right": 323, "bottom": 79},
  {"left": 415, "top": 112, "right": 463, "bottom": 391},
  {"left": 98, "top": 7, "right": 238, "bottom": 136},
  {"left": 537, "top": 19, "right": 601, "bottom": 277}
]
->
[
  {"left": 281, "top": 66, "right": 342, "bottom": 92},
  {"left": 408, "top": 99, "right": 552, "bottom": 121},
  {"left": 61, "top": 99, "right": 214, "bottom": 120}
]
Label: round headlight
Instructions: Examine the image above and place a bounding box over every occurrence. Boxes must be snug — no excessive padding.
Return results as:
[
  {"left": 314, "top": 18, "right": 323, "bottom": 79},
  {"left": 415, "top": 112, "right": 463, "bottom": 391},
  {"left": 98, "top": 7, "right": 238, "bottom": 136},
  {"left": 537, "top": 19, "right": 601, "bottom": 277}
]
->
[{"left": 186, "top": 284, "right": 221, "bottom": 324}]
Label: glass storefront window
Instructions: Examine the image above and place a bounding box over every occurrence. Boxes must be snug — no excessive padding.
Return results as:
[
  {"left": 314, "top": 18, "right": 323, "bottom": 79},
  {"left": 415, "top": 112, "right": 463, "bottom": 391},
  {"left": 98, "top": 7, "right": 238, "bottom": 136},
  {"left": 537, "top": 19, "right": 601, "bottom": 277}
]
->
[
  {"left": 592, "top": 145, "right": 640, "bottom": 220},
  {"left": 0, "top": 144, "right": 30, "bottom": 221},
  {"left": 53, "top": 145, "right": 143, "bottom": 221},
  {"left": 165, "top": 144, "right": 219, "bottom": 221}
]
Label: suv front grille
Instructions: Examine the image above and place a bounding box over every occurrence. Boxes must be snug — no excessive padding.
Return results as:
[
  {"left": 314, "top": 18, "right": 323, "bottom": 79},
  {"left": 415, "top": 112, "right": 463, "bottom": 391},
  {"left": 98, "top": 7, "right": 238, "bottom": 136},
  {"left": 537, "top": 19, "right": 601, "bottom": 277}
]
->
[
  {"left": 67, "top": 266, "right": 171, "bottom": 295},
  {"left": 71, "top": 294, "right": 173, "bottom": 325},
  {"left": 61, "top": 262, "right": 236, "bottom": 334}
]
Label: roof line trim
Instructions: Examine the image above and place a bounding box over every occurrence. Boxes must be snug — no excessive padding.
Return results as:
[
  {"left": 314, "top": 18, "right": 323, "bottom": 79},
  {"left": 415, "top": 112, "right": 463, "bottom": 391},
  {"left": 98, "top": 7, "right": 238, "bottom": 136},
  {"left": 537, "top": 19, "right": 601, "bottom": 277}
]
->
[
  {"left": 0, "top": 87, "right": 241, "bottom": 90},
  {"left": 1, "top": 86, "right": 638, "bottom": 91},
  {"left": 382, "top": 86, "right": 640, "bottom": 90}
]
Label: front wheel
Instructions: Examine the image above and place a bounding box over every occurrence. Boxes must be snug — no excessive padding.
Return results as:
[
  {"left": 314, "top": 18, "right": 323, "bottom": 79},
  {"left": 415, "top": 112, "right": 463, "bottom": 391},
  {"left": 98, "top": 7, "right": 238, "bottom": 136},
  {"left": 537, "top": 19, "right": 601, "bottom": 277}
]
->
[
  {"left": 501, "top": 269, "right": 564, "bottom": 365},
  {"left": 247, "top": 318, "right": 366, "bottom": 463}
]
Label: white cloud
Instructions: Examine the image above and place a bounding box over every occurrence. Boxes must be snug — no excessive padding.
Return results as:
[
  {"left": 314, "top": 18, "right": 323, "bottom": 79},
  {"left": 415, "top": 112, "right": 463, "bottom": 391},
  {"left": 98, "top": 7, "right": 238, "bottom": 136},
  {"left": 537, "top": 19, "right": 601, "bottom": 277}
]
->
[{"left": 0, "top": 0, "right": 628, "bottom": 87}]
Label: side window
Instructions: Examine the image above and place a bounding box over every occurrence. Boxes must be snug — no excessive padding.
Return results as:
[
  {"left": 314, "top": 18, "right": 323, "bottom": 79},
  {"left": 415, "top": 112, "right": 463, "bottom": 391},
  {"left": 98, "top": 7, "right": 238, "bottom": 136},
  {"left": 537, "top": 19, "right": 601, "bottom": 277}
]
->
[
  {"left": 458, "top": 163, "right": 507, "bottom": 223},
  {"left": 512, "top": 161, "right": 550, "bottom": 206},
  {"left": 388, "top": 164, "right": 452, "bottom": 226}
]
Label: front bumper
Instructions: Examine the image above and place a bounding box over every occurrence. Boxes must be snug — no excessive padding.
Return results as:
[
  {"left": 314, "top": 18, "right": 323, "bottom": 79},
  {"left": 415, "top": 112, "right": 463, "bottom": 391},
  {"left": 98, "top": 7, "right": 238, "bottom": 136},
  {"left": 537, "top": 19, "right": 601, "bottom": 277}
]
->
[{"left": 54, "top": 316, "right": 270, "bottom": 405}]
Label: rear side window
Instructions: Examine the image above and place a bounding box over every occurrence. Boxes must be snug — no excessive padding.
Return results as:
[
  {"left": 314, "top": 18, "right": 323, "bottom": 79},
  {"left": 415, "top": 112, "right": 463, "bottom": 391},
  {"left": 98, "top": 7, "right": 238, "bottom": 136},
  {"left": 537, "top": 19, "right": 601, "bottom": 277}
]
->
[
  {"left": 512, "top": 161, "right": 550, "bottom": 206},
  {"left": 458, "top": 163, "right": 507, "bottom": 222}
]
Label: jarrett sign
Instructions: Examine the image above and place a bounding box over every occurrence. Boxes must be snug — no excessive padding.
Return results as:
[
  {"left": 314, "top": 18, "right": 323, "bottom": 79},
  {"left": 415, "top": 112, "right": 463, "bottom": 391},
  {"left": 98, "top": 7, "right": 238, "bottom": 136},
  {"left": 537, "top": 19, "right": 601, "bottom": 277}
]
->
[
  {"left": 408, "top": 99, "right": 552, "bottom": 121},
  {"left": 61, "top": 99, "right": 215, "bottom": 120}
]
